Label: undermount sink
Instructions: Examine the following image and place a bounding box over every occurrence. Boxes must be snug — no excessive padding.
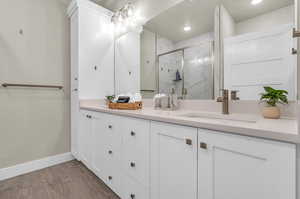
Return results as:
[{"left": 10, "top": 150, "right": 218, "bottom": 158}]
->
[{"left": 176, "top": 112, "right": 258, "bottom": 123}]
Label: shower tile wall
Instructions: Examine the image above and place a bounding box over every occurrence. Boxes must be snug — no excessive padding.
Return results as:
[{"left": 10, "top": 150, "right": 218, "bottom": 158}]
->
[{"left": 184, "top": 44, "right": 213, "bottom": 99}]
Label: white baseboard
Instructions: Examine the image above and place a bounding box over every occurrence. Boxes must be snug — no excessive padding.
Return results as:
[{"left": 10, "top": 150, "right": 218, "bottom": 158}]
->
[{"left": 0, "top": 152, "right": 74, "bottom": 181}]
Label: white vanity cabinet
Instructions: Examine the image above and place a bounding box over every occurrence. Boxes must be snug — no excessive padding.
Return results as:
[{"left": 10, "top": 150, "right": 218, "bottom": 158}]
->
[
  {"left": 198, "top": 129, "right": 296, "bottom": 199},
  {"left": 150, "top": 122, "right": 198, "bottom": 199},
  {"left": 78, "top": 110, "right": 296, "bottom": 199},
  {"left": 78, "top": 110, "right": 150, "bottom": 199}
]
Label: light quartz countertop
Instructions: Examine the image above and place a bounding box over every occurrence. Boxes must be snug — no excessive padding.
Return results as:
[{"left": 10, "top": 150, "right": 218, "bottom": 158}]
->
[{"left": 80, "top": 100, "right": 299, "bottom": 144}]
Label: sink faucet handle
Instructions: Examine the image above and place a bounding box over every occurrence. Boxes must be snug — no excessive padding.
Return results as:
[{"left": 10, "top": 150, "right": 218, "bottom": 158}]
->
[
  {"left": 231, "top": 90, "right": 240, "bottom": 100},
  {"left": 221, "top": 89, "right": 229, "bottom": 97}
]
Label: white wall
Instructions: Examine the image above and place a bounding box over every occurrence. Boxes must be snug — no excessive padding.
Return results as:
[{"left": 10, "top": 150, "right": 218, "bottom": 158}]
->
[
  {"left": 174, "top": 32, "right": 214, "bottom": 49},
  {"left": 157, "top": 35, "right": 175, "bottom": 55},
  {"left": 0, "top": 0, "right": 70, "bottom": 168},
  {"left": 236, "top": 5, "right": 294, "bottom": 35},
  {"left": 220, "top": 5, "right": 236, "bottom": 39}
]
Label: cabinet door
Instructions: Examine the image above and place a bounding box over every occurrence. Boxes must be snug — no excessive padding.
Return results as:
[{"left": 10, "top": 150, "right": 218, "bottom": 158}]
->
[
  {"left": 70, "top": 10, "right": 80, "bottom": 160},
  {"left": 115, "top": 31, "right": 141, "bottom": 94},
  {"left": 79, "top": 111, "right": 93, "bottom": 169},
  {"left": 151, "top": 122, "right": 198, "bottom": 199},
  {"left": 198, "top": 129, "right": 296, "bottom": 199},
  {"left": 79, "top": 9, "right": 114, "bottom": 99},
  {"left": 92, "top": 115, "right": 109, "bottom": 181}
]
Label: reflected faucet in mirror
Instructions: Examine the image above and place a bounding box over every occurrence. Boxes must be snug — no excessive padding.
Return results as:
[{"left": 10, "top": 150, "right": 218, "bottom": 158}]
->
[
  {"left": 217, "top": 89, "right": 241, "bottom": 115},
  {"left": 217, "top": 89, "right": 229, "bottom": 115}
]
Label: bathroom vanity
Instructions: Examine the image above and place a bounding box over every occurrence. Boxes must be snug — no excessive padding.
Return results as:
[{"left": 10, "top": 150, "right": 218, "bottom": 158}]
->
[
  {"left": 78, "top": 101, "right": 296, "bottom": 199},
  {"left": 68, "top": 0, "right": 299, "bottom": 199}
]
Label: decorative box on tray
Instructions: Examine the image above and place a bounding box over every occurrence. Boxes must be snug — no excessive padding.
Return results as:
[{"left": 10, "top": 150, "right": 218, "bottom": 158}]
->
[{"left": 108, "top": 101, "right": 142, "bottom": 110}]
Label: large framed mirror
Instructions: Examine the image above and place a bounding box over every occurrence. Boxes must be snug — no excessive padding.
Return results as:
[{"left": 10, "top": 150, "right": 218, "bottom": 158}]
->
[{"left": 114, "top": 0, "right": 297, "bottom": 101}]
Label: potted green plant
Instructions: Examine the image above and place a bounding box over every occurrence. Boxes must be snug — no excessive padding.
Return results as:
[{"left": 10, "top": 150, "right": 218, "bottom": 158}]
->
[
  {"left": 260, "top": 86, "right": 288, "bottom": 119},
  {"left": 105, "top": 95, "right": 115, "bottom": 105}
]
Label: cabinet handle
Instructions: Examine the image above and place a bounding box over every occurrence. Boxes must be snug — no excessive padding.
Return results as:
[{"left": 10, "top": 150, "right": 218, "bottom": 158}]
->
[
  {"left": 130, "top": 162, "right": 136, "bottom": 168},
  {"left": 292, "top": 48, "right": 298, "bottom": 55},
  {"left": 185, "top": 139, "right": 192, "bottom": 145},
  {"left": 108, "top": 125, "right": 112, "bottom": 129},
  {"left": 86, "top": 115, "right": 91, "bottom": 119},
  {"left": 108, "top": 176, "right": 112, "bottom": 180},
  {"left": 293, "top": 28, "right": 300, "bottom": 38},
  {"left": 73, "top": 88, "right": 78, "bottom": 92},
  {"left": 131, "top": 131, "right": 136, "bottom": 136},
  {"left": 130, "top": 194, "right": 135, "bottom": 199},
  {"left": 108, "top": 150, "right": 113, "bottom": 154},
  {"left": 200, "top": 142, "right": 207, "bottom": 149}
]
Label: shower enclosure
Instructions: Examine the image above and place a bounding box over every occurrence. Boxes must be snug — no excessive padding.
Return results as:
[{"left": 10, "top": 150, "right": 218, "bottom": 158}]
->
[{"left": 158, "top": 41, "right": 214, "bottom": 100}]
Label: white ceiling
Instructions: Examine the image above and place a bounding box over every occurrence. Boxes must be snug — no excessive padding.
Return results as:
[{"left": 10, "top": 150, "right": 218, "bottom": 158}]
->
[
  {"left": 65, "top": 0, "right": 184, "bottom": 25},
  {"left": 145, "top": 0, "right": 218, "bottom": 42},
  {"left": 145, "top": 0, "right": 294, "bottom": 42},
  {"left": 222, "top": 0, "right": 294, "bottom": 22}
]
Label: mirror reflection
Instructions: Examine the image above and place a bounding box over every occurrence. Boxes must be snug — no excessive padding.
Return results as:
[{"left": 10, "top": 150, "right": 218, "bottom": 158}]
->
[
  {"left": 221, "top": 0, "right": 296, "bottom": 100},
  {"left": 140, "top": 0, "right": 216, "bottom": 99},
  {"left": 114, "top": 0, "right": 296, "bottom": 101}
]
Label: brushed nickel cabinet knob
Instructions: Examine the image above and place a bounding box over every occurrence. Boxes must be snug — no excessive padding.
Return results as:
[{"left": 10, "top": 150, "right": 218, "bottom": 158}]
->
[
  {"left": 185, "top": 139, "right": 192, "bottom": 145},
  {"left": 130, "top": 162, "right": 136, "bottom": 168},
  {"left": 200, "top": 142, "right": 207, "bottom": 149}
]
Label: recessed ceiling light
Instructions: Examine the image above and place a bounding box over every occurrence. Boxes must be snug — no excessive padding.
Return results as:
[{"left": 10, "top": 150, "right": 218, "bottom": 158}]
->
[
  {"left": 184, "top": 26, "right": 191, "bottom": 32},
  {"left": 251, "top": 0, "right": 263, "bottom": 5}
]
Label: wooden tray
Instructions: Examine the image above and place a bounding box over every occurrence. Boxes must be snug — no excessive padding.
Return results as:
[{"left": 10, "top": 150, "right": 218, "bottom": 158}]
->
[{"left": 108, "top": 101, "right": 142, "bottom": 110}]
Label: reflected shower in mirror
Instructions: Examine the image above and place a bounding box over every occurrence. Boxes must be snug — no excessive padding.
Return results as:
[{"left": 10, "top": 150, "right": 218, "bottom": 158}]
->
[{"left": 140, "top": 0, "right": 217, "bottom": 99}]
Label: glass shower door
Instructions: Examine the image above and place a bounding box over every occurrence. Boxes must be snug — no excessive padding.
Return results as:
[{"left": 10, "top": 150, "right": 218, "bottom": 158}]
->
[{"left": 158, "top": 50, "right": 184, "bottom": 96}]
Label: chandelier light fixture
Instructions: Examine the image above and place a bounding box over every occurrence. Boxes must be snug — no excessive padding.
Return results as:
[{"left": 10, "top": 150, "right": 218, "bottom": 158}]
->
[{"left": 111, "top": 2, "right": 134, "bottom": 25}]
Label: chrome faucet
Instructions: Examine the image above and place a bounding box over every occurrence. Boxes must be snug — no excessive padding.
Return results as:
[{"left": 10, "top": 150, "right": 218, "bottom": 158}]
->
[{"left": 217, "top": 89, "right": 229, "bottom": 115}]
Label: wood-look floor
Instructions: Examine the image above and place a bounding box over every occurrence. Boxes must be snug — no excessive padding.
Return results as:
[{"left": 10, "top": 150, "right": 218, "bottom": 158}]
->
[{"left": 0, "top": 160, "right": 120, "bottom": 199}]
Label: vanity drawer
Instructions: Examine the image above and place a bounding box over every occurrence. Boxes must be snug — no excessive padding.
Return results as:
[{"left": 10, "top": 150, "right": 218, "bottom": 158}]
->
[
  {"left": 121, "top": 175, "right": 149, "bottom": 199},
  {"left": 98, "top": 113, "right": 122, "bottom": 149},
  {"left": 122, "top": 150, "right": 149, "bottom": 186},
  {"left": 122, "top": 117, "right": 150, "bottom": 148},
  {"left": 121, "top": 117, "right": 150, "bottom": 185},
  {"left": 104, "top": 168, "right": 122, "bottom": 197}
]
